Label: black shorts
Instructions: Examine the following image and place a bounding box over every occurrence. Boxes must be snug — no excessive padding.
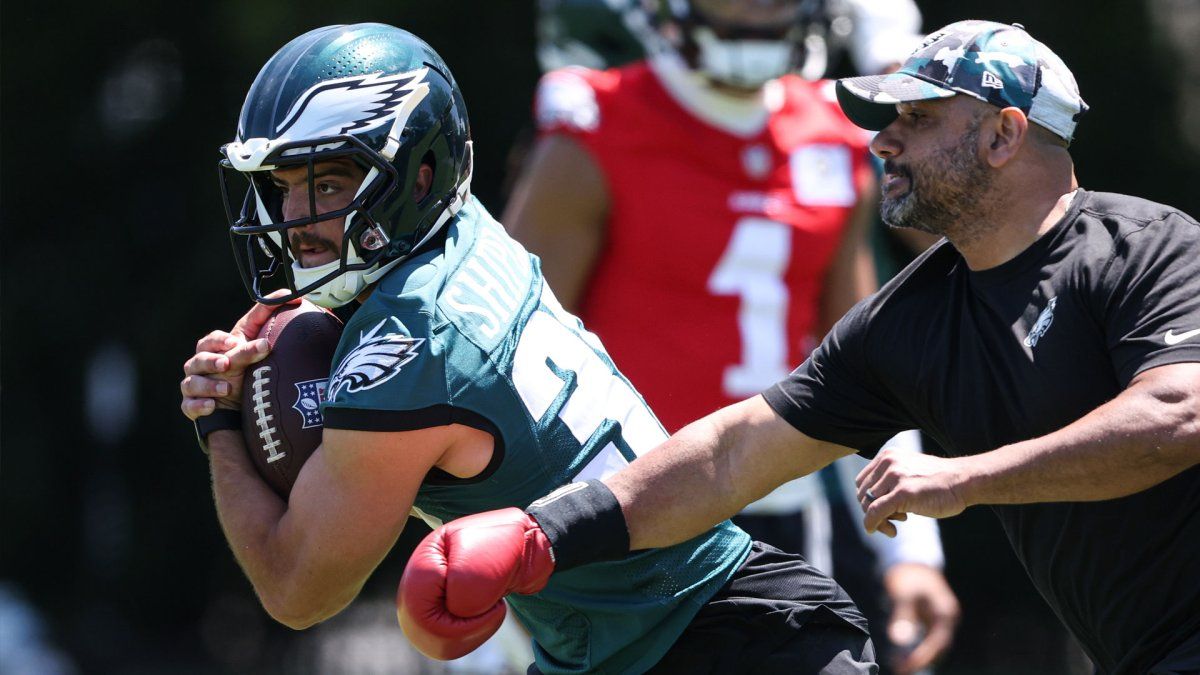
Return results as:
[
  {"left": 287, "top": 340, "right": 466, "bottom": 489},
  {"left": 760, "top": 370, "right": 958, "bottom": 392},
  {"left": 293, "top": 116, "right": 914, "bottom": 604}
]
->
[
  {"left": 734, "top": 484, "right": 891, "bottom": 669},
  {"left": 647, "top": 541, "right": 877, "bottom": 675}
]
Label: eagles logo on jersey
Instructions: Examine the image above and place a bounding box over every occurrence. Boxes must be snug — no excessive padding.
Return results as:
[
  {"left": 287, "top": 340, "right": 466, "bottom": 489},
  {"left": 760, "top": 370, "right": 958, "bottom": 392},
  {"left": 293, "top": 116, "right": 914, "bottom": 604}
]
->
[{"left": 328, "top": 319, "right": 424, "bottom": 397}]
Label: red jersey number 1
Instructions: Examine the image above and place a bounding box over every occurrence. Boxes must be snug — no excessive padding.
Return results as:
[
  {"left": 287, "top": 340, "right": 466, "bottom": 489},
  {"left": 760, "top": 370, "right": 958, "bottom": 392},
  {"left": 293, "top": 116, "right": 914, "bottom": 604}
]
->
[{"left": 707, "top": 217, "right": 792, "bottom": 398}]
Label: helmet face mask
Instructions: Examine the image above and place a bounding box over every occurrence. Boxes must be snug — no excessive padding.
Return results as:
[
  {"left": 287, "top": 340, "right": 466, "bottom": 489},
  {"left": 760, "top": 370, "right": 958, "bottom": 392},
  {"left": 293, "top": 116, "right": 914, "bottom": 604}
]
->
[
  {"left": 663, "top": 0, "right": 821, "bottom": 89},
  {"left": 218, "top": 24, "right": 473, "bottom": 308},
  {"left": 219, "top": 135, "right": 401, "bottom": 305},
  {"left": 689, "top": 25, "right": 798, "bottom": 89}
]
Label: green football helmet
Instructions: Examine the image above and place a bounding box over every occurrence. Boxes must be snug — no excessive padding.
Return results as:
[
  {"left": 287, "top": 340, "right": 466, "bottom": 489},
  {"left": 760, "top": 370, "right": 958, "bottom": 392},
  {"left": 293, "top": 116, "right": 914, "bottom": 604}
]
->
[{"left": 219, "top": 23, "right": 473, "bottom": 307}]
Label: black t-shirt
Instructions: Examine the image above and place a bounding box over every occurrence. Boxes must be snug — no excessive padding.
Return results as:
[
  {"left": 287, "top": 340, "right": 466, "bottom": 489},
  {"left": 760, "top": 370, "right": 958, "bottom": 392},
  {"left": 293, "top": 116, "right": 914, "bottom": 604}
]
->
[{"left": 763, "top": 190, "right": 1200, "bottom": 674}]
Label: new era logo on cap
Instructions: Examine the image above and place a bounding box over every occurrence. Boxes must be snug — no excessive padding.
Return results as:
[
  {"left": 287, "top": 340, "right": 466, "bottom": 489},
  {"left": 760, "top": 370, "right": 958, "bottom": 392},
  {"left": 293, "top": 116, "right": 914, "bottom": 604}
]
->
[{"left": 835, "top": 20, "right": 1089, "bottom": 142}]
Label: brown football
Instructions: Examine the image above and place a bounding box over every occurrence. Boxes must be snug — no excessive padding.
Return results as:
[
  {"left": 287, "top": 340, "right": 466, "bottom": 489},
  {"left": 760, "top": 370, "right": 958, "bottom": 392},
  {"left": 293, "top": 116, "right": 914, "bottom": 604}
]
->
[{"left": 241, "top": 301, "right": 344, "bottom": 498}]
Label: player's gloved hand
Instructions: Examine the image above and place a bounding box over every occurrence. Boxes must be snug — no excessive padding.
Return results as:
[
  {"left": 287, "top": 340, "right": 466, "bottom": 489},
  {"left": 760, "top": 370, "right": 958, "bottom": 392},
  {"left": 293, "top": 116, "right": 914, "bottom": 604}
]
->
[{"left": 397, "top": 508, "right": 555, "bottom": 660}]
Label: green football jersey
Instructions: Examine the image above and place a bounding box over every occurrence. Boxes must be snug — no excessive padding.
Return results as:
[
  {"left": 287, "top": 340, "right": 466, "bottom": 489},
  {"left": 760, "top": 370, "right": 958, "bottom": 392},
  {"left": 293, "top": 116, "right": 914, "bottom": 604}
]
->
[{"left": 322, "top": 198, "right": 751, "bottom": 674}]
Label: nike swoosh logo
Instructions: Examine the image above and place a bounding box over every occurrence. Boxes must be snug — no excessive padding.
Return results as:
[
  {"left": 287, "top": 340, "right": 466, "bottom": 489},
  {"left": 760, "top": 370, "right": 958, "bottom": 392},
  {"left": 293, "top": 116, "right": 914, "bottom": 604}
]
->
[{"left": 1165, "top": 328, "right": 1200, "bottom": 345}]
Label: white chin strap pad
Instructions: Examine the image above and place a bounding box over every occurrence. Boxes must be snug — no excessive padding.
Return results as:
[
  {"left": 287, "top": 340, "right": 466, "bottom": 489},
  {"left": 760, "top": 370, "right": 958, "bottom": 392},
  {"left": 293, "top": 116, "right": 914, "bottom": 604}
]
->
[
  {"left": 693, "top": 27, "right": 795, "bottom": 89},
  {"left": 295, "top": 257, "right": 371, "bottom": 308}
]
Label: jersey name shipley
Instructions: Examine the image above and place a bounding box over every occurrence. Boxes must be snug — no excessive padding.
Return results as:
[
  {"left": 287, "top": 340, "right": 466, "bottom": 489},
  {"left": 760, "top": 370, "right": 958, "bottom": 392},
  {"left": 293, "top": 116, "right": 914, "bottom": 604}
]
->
[{"left": 439, "top": 222, "right": 534, "bottom": 348}]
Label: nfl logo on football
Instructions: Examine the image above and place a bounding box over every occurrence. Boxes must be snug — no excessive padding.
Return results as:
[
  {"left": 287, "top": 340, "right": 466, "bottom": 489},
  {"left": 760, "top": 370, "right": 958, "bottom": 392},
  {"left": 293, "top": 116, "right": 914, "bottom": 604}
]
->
[{"left": 293, "top": 379, "right": 328, "bottom": 429}]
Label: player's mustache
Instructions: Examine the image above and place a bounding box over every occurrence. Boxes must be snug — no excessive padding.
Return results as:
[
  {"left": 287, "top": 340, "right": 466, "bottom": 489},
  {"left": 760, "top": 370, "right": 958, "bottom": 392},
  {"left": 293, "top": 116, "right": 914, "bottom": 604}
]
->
[{"left": 289, "top": 230, "right": 339, "bottom": 253}]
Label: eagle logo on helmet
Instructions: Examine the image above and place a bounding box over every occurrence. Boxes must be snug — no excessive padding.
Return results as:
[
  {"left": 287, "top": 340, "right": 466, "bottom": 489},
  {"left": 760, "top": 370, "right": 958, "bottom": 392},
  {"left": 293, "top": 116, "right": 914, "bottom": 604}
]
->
[
  {"left": 226, "top": 68, "right": 432, "bottom": 168},
  {"left": 328, "top": 319, "right": 425, "bottom": 397},
  {"left": 271, "top": 69, "right": 431, "bottom": 155}
]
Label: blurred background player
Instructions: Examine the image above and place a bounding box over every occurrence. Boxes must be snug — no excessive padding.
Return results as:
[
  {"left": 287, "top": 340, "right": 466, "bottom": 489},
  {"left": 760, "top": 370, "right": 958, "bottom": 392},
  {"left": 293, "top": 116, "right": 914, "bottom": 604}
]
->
[{"left": 506, "top": 1, "right": 958, "bottom": 672}]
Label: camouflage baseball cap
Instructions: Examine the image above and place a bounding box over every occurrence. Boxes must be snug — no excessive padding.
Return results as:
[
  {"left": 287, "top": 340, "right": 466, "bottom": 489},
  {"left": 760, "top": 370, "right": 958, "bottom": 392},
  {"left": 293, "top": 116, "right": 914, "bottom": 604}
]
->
[{"left": 835, "top": 20, "right": 1088, "bottom": 141}]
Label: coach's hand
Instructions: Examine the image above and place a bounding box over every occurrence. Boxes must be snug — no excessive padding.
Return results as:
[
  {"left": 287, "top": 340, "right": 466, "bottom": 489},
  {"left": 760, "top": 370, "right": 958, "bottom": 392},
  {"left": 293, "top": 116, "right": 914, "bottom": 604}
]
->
[
  {"left": 855, "top": 448, "right": 970, "bottom": 536},
  {"left": 397, "top": 508, "right": 555, "bottom": 660}
]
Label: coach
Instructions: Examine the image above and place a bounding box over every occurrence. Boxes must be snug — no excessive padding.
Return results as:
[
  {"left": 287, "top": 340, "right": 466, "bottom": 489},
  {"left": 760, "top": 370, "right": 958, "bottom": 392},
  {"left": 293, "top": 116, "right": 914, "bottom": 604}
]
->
[{"left": 408, "top": 20, "right": 1200, "bottom": 674}]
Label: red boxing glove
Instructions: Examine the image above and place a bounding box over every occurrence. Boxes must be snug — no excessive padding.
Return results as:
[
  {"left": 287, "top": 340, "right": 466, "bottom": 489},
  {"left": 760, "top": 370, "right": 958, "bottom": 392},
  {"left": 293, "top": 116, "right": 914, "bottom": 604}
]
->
[{"left": 396, "top": 508, "right": 555, "bottom": 660}]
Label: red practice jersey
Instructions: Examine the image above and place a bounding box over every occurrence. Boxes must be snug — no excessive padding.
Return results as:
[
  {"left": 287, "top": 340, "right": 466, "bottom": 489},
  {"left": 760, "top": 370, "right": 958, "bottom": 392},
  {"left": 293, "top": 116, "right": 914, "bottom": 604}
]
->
[{"left": 535, "top": 60, "right": 873, "bottom": 432}]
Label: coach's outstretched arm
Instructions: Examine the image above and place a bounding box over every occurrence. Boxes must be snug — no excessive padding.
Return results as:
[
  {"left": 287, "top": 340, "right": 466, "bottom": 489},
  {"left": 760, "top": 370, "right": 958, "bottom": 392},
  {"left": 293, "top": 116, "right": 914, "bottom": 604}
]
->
[
  {"left": 397, "top": 396, "right": 860, "bottom": 659},
  {"left": 610, "top": 396, "right": 856, "bottom": 549}
]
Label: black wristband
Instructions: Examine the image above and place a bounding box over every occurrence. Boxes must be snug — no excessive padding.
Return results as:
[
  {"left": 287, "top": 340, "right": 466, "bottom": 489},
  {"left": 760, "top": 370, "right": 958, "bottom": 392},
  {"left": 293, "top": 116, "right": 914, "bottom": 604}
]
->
[
  {"left": 525, "top": 479, "right": 629, "bottom": 572},
  {"left": 194, "top": 409, "right": 243, "bottom": 454}
]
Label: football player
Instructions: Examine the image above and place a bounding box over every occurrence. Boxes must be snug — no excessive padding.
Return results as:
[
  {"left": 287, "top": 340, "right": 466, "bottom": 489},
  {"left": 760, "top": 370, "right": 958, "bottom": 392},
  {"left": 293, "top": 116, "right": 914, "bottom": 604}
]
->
[
  {"left": 181, "top": 23, "right": 876, "bottom": 673},
  {"left": 506, "top": 1, "right": 956, "bottom": 671}
]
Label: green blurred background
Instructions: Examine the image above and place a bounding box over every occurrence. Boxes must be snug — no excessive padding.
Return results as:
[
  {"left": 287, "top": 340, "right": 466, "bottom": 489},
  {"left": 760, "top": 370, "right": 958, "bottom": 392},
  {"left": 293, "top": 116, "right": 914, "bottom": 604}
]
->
[{"left": 2, "top": 1, "right": 1197, "bottom": 672}]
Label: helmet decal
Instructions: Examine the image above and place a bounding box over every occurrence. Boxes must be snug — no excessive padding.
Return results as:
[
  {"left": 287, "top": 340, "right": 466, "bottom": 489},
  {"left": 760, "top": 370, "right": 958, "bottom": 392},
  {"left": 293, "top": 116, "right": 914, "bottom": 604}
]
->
[{"left": 273, "top": 68, "right": 430, "bottom": 143}]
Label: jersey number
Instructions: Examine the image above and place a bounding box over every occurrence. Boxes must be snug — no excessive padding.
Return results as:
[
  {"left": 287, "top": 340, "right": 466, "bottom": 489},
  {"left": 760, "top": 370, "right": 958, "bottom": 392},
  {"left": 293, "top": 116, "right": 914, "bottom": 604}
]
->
[
  {"left": 512, "top": 309, "right": 666, "bottom": 482},
  {"left": 707, "top": 217, "right": 792, "bottom": 398}
]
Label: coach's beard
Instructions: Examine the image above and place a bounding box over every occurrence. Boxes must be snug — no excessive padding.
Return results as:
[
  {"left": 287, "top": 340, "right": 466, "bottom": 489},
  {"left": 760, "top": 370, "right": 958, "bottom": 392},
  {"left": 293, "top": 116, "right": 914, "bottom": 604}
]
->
[{"left": 880, "top": 125, "right": 995, "bottom": 243}]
